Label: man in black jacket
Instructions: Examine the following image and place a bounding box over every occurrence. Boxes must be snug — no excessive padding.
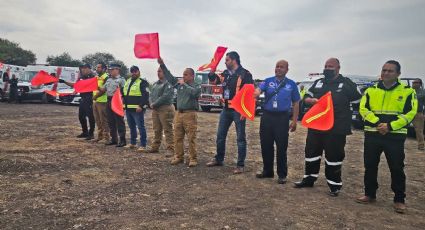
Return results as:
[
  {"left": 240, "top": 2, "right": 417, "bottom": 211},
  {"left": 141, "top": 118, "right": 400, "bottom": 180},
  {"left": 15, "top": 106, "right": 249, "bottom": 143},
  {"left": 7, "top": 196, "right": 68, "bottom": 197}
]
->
[
  {"left": 294, "top": 58, "right": 362, "bottom": 196},
  {"left": 206, "top": 51, "right": 254, "bottom": 174}
]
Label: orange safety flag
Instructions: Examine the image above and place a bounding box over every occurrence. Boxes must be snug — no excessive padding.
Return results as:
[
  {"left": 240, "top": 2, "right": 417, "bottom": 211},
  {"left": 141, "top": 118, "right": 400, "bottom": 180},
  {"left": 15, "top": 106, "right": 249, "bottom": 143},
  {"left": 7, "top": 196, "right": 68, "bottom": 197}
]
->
[
  {"left": 198, "top": 46, "right": 228, "bottom": 71},
  {"left": 74, "top": 77, "right": 98, "bottom": 93},
  {"left": 44, "top": 90, "right": 58, "bottom": 97},
  {"left": 134, "top": 33, "right": 160, "bottom": 59},
  {"left": 111, "top": 88, "right": 124, "bottom": 117},
  {"left": 301, "top": 91, "right": 334, "bottom": 131},
  {"left": 229, "top": 84, "right": 256, "bottom": 120},
  {"left": 31, "top": 70, "right": 58, "bottom": 86}
]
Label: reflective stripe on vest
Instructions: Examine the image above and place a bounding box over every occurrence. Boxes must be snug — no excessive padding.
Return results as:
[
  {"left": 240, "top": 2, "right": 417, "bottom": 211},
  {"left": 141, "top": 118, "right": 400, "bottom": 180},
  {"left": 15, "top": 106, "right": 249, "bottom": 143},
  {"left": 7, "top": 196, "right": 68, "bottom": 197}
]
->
[
  {"left": 94, "top": 73, "right": 108, "bottom": 102},
  {"left": 123, "top": 78, "right": 142, "bottom": 109}
]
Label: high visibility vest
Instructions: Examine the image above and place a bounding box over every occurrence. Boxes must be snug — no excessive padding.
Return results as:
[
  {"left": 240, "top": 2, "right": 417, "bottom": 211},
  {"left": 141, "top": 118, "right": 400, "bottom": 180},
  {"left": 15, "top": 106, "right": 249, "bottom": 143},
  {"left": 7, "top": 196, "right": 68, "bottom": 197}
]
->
[
  {"left": 359, "top": 81, "right": 417, "bottom": 135},
  {"left": 300, "top": 89, "right": 306, "bottom": 99},
  {"left": 93, "top": 73, "right": 108, "bottom": 102},
  {"left": 123, "top": 77, "right": 143, "bottom": 109}
]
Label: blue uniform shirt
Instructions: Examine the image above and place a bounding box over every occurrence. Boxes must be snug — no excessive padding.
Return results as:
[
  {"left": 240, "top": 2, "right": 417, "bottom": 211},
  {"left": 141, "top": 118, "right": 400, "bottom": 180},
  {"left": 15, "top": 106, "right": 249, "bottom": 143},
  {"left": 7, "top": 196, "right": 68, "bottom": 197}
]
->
[{"left": 259, "top": 76, "right": 301, "bottom": 112}]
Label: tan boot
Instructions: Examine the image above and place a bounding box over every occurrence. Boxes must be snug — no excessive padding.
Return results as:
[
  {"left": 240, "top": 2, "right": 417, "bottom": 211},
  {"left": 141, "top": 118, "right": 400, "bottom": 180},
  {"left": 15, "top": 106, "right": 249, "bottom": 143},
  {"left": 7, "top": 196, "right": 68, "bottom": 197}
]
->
[
  {"left": 188, "top": 159, "right": 198, "bottom": 167},
  {"left": 124, "top": 144, "right": 136, "bottom": 149},
  {"left": 137, "top": 146, "right": 147, "bottom": 152},
  {"left": 171, "top": 158, "right": 184, "bottom": 165},
  {"left": 145, "top": 146, "right": 159, "bottom": 153}
]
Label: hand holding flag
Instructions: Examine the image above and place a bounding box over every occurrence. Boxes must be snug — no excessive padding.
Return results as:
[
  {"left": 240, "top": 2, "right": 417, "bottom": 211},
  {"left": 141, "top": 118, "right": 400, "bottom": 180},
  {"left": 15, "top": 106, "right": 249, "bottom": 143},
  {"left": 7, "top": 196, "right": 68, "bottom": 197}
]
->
[
  {"left": 229, "top": 84, "right": 256, "bottom": 121},
  {"left": 31, "top": 71, "right": 58, "bottom": 86},
  {"left": 111, "top": 88, "right": 124, "bottom": 117},
  {"left": 134, "top": 33, "right": 160, "bottom": 59}
]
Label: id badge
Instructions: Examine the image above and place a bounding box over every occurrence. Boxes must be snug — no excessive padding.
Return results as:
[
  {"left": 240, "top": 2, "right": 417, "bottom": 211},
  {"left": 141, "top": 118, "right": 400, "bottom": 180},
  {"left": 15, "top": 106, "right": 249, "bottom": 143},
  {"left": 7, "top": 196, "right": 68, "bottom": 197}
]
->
[
  {"left": 273, "top": 100, "right": 278, "bottom": 109},
  {"left": 224, "top": 89, "right": 230, "bottom": 100}
]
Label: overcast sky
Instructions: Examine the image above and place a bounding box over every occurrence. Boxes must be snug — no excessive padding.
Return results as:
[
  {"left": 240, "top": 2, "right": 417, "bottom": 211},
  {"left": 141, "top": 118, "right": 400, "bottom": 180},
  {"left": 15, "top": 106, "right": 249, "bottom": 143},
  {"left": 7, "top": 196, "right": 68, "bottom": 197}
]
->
[{"left": 1, "top": 0, "right": 424, "bottom": 82}]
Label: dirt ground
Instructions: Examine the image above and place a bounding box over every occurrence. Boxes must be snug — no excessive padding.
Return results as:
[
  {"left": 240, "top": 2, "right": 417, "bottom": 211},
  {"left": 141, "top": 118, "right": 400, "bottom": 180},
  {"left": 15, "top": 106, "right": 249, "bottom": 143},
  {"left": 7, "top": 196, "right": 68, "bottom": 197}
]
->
[{"left": 0, "top": 103, "right": 424, "bottom": 230}]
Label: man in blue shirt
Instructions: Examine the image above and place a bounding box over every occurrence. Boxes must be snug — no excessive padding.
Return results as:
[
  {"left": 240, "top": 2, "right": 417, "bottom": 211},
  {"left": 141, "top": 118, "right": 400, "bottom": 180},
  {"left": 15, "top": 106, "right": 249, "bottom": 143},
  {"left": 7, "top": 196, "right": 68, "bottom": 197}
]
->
[{"left": 254, "top": 60, "right": 300, "bottom": 184}]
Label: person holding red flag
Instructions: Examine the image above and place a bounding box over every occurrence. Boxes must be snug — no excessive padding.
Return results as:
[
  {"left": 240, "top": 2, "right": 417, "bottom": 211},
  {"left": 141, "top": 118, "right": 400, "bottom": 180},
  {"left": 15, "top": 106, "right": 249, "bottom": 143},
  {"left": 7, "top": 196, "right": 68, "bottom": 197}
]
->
[
  {"left": 206, "top": 51, "right": 254, "bottom": 174},
  {"left": 60, "top": 64, "right": 96, "bottom": 140},
  {"left": 99, "top": 63, "right": 127, "bottom": 147},
  {"left": 254, "top": 60, "right": 301, "bottom": 184},
  {"left": 294, "top": 58, "right": 361, "bottom": 196}
]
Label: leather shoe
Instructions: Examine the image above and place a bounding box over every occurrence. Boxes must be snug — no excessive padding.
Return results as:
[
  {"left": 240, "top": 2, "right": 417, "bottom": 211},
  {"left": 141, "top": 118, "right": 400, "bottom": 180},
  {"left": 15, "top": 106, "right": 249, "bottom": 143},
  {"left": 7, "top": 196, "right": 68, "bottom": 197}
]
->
[
  {"left": 206, "top": 159, "right": 223, "bottom": 167},
  {"left": 105, "top": 141, "right": 117, "bottom": 146},
  {"left": 356, "top": 195, "right": 376, "bottom": 204},
  {"left": 294, "top": 180, "right": 314, "bottom": 188},
  {"left": 328, "top": 189, "right": 340, "bottom": 197},
  {"left": 256, "top": 172, "right": 274, "bottom": 178},
  {"left": 76, "top": 133, "right": 88, "bottom": 138}
]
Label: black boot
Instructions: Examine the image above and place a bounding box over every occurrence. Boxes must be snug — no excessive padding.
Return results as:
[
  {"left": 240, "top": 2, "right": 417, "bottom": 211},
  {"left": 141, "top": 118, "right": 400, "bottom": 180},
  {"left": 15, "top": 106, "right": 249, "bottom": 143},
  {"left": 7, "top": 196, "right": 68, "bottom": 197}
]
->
[
  {"left": 116, "top": 140, "right": 126, "bottom": 147},
  {"left": 77, "top": 133, "right": 89, "bottom": 138},
  {"left": 294, "top": 180, "right": 314, "bottom": 188}
]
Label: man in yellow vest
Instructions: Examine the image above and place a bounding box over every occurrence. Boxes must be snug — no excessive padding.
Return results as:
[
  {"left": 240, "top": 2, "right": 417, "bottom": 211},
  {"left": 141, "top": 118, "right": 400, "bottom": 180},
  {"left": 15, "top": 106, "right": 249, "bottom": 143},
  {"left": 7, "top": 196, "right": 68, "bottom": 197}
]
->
[
  {"left": 122, "top": 66, "right": 149, "bottom": 151},
  {"left": 356, "top": 60, "right": 417, "bottom": 214},
  {"left": 92, "top": 62, "right": 110, "bottom": 143}
]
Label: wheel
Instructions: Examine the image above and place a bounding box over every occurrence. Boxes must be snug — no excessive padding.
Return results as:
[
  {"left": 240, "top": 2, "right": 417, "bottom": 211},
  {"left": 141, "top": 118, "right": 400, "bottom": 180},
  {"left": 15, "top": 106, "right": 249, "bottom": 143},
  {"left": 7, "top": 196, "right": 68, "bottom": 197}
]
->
[{"left": 201, "top": 106, "right": 211, "bottom": 112}]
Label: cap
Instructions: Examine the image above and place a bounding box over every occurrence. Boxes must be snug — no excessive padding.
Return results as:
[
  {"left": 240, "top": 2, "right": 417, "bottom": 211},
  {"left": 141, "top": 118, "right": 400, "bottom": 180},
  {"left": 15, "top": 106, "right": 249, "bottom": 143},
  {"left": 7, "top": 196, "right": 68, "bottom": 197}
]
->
[
  {"left": 130, "top": 65, "right": 139, "bottom": 73},
  {"left": 79, "top": 63, "right": 91, "bottom": 69},
  {"left": 108, "top": 63, "right": 121, "bottom": 70}
]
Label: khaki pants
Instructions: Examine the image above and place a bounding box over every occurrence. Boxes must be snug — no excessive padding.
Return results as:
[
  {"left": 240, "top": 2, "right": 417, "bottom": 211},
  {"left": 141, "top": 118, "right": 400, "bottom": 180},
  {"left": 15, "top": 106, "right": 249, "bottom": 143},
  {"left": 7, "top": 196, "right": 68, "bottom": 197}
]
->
[
  {"left": 152, "top": 104, "right": 175, "bottom": 150},
  {"left": 174, "top": 111, "right": 197, "bottom": 161},
  {"left": 412, "top": 113, "right": 424, "bottom": 149},
  {"left": 93, "top": 101, "right": 110, "bottom": 140}
]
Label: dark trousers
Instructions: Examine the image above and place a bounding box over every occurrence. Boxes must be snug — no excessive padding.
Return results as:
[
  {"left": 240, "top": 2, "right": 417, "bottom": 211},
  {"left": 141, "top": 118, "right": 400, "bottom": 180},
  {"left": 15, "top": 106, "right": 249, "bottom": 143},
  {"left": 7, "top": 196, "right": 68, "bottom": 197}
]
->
[
  {"left": 8, "top": 88, "right": 18, "bottom": 103},
  {"left": 303, "top": 131, "right": 346, "bottom": 191},
  {"left": 363, "top": 133, "right": 406, "bottom": 203},
  {"left": 106, "top": 99, "right": 126, "bottom": 143},
  {"left": 215, "top": 108, "right": 247, "bottom": 167},
  {"left": 260, "top": 111, "right": 289, "bottom": 178},
  {"left": 79, "top": 99, "right": 95, "bottom": 135}
]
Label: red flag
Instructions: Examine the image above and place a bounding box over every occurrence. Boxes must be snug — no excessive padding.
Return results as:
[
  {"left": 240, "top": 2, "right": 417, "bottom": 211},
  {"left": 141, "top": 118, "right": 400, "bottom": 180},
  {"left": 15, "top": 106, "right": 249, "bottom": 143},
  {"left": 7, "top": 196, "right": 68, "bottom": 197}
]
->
[
  {"left": 229, "top": 84, "right": 256, "bottom": 121},
  {"left": 301, "top": 92, "right": 334, "bottom": 131},
  {"left": 134, "top": 33, "right": 160, "bottom": 59},
  {"left": 31, "top": 71, "right": 58, "bottom": 86},
  {"left": 44, "top": 90, "right": 58, "bottom": 97},
  {"left": 74, "top": 77, "right": 98, "bottom": 93},
  {"left": 111, "top": 88, "right": 124, "bottom": 117},
  {"left": 198, "top": 46, "right": 228, "bottom": 71},
  {"left": 0, "top": 62, "right": 3, "bottom": 69}
]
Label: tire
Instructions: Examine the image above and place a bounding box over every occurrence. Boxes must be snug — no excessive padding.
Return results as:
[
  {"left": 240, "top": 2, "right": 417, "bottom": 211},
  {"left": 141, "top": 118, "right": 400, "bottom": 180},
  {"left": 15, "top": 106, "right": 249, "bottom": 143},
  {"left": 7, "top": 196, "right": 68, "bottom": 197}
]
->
[
  {"left": 201, "top": 106, "right": 211, "bottom": 112},
  {"left": 41, "top": 93, "right": 48, "bottom": 104}
]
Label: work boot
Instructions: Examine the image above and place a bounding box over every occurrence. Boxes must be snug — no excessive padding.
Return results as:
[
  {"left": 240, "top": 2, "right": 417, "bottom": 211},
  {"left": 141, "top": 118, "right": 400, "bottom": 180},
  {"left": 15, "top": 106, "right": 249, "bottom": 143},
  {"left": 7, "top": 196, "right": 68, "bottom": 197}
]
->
[
  {"left": 277, "top": 177, "right": 287, "bottom": 184},
  {"left": 77, "top": 133, "right": 89, "bottom": 138},
  {"left": 124, "top": 144, "right": 136, "bottom": 149},
  {"left": 137, "top": 146, "right": 147, "bottom": 152},
  {"left": 256, "top": 172, "right": 274, "bottom": 179},
  {"left": 328, "top": 189, "right": 340, "bottom": 197},
  {"left": 294, "top": 180, "right": 314, "bottom": 188},
  {"left": 171, "top": 158, "right": 184, "bottom": 165},
  {"left": 188, "top": 159, "right": 198, "bottom": 167},
  {"left": 393, "top": 202, "right": 406, "bottom": 214},
  {"left": 145, "top": 147, "right": 159, "bottom": 153},
  {"left": 85, "top": 134, "right": 94, "bottom": 140},
  {"left": 116, "top": 141, "right": 127, "bottom": 147},
  {"left": 356, "top": 195, "right": 376, "bottom": 204},
  {"left": 233, "top": 166, "right": 244, "bottom": 174}
]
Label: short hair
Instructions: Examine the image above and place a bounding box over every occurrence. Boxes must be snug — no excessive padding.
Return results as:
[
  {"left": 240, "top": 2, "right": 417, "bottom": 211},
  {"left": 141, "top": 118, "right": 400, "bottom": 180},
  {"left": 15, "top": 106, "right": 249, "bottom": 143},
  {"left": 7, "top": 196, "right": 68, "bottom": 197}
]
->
[
  {"left": 226, "top": 51, "right": 241, "bottom": 65},
  {"left": 385, "top": 60, "right": 401, "bottom": 73},
  {"left": 186, "top": 68, "right": 195, "bottom": 76},
  {"left": 97, "top": 62, "right": 107, "bottom": 70}
]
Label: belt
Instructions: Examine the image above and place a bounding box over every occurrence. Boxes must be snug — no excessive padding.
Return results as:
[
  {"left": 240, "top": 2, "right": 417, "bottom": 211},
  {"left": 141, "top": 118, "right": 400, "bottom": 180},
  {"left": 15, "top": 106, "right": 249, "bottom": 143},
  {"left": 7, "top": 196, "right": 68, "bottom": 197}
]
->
[
  {"left": 178, "top": 109, "right": 196, "bottom": 113},
  {"left": 263, "top": 110, "right": 289, "bottom": 115}
]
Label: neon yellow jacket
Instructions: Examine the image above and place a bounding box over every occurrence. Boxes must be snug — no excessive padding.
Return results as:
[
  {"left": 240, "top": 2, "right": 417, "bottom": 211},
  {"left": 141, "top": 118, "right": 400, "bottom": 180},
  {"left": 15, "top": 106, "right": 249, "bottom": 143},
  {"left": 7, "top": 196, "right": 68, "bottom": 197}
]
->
[
  {"left": 93, "top": 72, "right": 108, "bottom": 103},
  {"left": 360, "top": 80, "right": 417, "bottom": 135}
]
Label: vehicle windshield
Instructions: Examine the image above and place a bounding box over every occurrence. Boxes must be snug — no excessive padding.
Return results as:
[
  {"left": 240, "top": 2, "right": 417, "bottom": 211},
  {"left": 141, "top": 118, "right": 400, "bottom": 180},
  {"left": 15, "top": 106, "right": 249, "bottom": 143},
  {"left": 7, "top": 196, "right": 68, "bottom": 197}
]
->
[
  {"left": 196, "top": 73, "right": 210, "bottom": 84},
  {"left": 22, "top": 71, "right": 39, "bottom": 82}
]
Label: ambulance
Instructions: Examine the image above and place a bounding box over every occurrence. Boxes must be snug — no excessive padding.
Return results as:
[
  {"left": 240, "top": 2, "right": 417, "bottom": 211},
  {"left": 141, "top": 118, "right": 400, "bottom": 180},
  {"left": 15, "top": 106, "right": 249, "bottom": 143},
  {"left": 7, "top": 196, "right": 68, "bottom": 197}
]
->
[{"left": 0, "top": 63, "right": 26, "bottom": 101}]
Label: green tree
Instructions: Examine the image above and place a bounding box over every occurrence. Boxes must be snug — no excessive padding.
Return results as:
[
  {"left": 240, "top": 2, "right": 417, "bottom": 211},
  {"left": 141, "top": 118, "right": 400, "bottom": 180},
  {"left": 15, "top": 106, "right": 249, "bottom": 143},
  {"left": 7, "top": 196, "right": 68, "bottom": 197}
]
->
[
  {"left": 82, "top": 52, "right": 129, "bottom": 77},
  {"left": 46, "top": 52, "right": 82, "bottom": 67},
  {"left": 0, "top": 38, "right": 36, "bottom": 66}
]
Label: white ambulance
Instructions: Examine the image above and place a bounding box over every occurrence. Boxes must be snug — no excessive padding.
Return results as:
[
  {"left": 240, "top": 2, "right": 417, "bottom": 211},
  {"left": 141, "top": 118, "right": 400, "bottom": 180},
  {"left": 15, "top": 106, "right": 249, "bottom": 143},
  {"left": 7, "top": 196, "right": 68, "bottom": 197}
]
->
[{"left": 0, "top": 63, "right": 26, "bottom": 101}]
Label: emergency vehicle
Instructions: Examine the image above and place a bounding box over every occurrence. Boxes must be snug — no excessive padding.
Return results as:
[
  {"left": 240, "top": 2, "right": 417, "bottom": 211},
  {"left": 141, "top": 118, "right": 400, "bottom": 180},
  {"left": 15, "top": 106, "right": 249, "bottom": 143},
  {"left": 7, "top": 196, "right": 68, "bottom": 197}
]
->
[
  {"left": 0, "top": 63, "right": 26, "bottom": 101},
  {"left": 197, "top": 70, "right": 223, "bottom": 112}
]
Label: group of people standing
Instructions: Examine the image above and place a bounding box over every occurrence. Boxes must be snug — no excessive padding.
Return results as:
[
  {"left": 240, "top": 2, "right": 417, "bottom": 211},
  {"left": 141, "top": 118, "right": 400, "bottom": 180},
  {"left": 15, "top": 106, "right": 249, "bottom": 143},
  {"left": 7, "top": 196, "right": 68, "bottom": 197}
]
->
[{"left": 64, "top": 52, "right": 419, "bottom": 214}]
